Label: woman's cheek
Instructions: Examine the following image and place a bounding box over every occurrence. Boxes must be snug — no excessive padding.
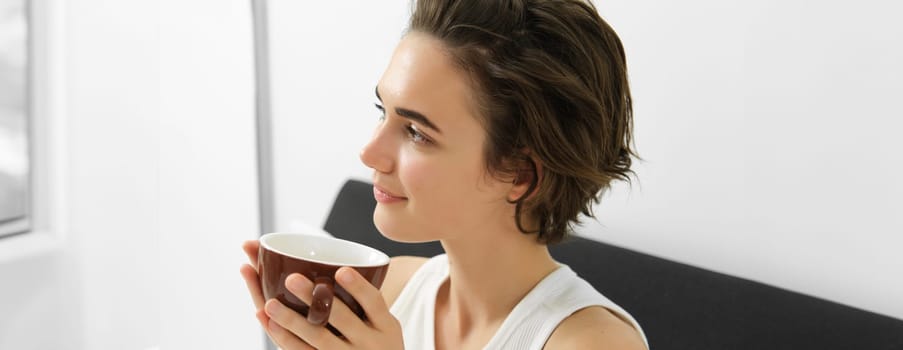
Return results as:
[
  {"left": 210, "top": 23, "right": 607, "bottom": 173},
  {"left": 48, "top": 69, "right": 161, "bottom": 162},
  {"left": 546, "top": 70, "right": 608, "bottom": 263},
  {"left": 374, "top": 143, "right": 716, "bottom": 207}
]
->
[{"left": 398, "top": 155, "right": 432, "bottom": 198}]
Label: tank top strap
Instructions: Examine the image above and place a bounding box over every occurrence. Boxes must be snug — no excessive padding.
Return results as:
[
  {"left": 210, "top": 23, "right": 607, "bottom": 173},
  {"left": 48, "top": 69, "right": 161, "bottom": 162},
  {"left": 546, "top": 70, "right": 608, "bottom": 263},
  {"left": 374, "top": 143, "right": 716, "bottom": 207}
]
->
[
  {"left": 390, "top": 254, "right": 448, "bottom": 315},
  {"left": 389, "top": 254, "right": 449, "bottom": 350}
]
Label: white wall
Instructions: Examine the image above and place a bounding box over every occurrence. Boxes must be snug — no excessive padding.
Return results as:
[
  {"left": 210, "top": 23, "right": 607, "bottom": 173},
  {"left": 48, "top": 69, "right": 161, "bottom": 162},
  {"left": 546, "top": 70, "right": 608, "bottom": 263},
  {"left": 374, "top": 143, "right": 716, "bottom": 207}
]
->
[
  {"left": 1, "top": 0, "right": 263, "bottom": 349},
  {"left": 67, "top": 0, "right": 161, "bottom": 347},
  {"left": 590, "top": 0, "right": 903, "bottom": 319},
  {"left": 269, "top": 0, "right": 903, "bottom": 320},
  {"left": 268, "top": 0, "right": 409, "bottom": 235},
  {"left": 158, "top": 0, "right": 262, "bottom": 348}
]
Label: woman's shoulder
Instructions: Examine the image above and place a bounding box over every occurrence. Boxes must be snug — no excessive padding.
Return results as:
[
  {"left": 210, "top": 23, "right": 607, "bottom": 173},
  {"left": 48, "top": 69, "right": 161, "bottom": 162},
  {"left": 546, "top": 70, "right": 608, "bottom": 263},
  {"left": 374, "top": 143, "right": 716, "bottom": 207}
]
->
[
  {"left": 544, "top": 306, "right": 647, "bottom": 350},
  {"left": 380, "top": 255, "right": 430, "bottom": 306}
]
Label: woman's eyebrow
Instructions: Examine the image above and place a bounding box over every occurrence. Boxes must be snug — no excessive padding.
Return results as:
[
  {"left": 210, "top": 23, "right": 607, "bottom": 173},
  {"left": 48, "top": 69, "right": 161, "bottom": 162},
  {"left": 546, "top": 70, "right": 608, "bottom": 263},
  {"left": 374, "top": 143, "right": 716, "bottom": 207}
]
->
[{"left": 375, "top": 86, "right": 443, "bottom": 134}]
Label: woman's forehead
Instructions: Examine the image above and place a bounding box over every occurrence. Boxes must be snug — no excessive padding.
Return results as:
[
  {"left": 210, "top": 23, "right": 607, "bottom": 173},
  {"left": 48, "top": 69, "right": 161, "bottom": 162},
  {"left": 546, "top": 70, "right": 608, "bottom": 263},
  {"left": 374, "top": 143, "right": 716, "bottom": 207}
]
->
[
  {"left": 378, "top": 33, "right": 470, "bottom": 99},
  {"left": 377, "top": 33, "right": 484, "bottom": 133}
]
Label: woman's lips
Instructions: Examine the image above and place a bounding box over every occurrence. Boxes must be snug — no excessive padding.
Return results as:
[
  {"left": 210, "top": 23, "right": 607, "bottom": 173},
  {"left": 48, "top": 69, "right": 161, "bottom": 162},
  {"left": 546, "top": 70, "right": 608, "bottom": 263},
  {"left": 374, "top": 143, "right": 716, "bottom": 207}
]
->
[{"left": 374, "top": 186, "right": 407, "bottom": 204}]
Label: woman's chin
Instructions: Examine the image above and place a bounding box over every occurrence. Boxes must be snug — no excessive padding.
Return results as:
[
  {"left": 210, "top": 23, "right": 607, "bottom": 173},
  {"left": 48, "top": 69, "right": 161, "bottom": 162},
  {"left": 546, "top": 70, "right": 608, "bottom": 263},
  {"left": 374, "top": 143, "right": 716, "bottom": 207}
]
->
[{"left": 374, "top": 211, "right": 433, "bottom": 244}]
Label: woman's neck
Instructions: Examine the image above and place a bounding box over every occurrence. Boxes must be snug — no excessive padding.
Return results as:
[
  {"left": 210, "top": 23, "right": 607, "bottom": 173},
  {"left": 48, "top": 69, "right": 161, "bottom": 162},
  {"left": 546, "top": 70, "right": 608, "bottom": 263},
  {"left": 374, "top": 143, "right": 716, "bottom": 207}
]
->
[{"left": 435, "top": 229, "right": 559, "bottom": 340}]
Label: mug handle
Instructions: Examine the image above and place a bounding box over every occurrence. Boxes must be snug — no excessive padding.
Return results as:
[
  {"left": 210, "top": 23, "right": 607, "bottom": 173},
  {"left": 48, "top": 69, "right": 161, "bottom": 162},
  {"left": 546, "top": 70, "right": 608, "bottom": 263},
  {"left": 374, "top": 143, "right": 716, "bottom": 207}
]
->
[{"left": 307, "top": 277, "right": 335, "bottom": 326}]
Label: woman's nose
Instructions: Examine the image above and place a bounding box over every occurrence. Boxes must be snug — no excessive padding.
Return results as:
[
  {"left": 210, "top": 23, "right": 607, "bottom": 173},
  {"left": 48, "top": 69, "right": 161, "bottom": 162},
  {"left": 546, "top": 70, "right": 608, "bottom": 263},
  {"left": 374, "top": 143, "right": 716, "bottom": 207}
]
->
[{"left": 360, "top": 126, "right": 394, "bottom": 174}]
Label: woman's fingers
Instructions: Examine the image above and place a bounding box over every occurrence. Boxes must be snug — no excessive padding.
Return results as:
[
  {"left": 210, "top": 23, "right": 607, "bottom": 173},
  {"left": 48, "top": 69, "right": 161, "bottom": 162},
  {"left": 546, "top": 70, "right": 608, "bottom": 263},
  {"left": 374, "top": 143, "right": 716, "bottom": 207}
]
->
[
  {"left": 255, "top": 309, "right": 275, "bottom": 340},
  {"left": 266, "top": 274, "right": 348, "bottom": 349},
  {"left": 283, "top": 273, "right": 370, "bottom": 341},
  {"left": 246, "top": 239, "right": 319, "bottom": 350},
  {"left": 335, "top": 267, "right": 396, "bottom": 330},
  {"left": 242, "top": 240, "right": 260, "bottom": 270},
  {"left": 258, "top": 310, "right": 315, "bottom": 350},
  {"left": 265, "top": 298, "right": 346, "bottom": 350},
  {"left": 240, "top": 263, "right": 265, "bottom": 310},
  {"left": 263, "top": 311, "right": 317, "bottom": 350}
]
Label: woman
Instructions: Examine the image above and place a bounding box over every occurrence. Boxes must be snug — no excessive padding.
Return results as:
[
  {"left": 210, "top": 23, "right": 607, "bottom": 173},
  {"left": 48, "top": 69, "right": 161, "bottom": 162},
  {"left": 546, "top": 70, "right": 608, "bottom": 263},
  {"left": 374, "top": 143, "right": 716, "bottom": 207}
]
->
[{"left": 241, "top": 0, "right": 646, "bottom": 348}]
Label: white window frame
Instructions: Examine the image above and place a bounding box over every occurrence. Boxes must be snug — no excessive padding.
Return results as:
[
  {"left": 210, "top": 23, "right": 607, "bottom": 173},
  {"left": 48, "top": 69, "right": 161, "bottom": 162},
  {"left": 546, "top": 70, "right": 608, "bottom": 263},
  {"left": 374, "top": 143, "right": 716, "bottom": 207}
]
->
[{"left": 0, "top": 0, "right": 67, "bottom": 262}]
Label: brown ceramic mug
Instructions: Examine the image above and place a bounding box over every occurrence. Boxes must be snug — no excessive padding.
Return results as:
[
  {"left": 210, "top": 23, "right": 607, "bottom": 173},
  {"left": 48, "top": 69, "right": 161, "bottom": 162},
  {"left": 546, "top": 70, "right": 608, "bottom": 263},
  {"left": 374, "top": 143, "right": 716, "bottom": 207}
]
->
[{"left": 258, "top": 232, "right": 390, "bottom": 329}]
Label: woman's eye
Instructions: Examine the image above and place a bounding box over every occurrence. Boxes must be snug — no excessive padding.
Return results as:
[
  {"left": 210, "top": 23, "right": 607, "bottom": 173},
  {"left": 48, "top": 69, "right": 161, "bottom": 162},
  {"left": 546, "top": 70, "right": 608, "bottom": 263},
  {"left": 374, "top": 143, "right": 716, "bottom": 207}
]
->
[
  {"left": 374, "top": 103, "right": 386, "bottom": 122},
  {"left": 406, "top": 124, "right": 431, "bottom": 144}
]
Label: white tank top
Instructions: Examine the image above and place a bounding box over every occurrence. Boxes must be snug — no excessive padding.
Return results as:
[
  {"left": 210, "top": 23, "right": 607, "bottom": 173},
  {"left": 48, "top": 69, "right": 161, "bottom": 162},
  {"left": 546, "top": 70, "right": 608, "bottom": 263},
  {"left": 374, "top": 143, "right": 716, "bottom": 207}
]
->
[{"left": 389, "top": 254, "right": 648, "bottom": 350}]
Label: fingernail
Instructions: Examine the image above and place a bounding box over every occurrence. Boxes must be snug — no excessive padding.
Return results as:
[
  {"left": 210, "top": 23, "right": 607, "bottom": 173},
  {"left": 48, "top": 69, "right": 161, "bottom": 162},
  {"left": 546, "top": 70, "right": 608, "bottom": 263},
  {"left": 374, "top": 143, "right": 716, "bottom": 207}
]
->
[
  {"left": 265, "top": 300, "right": 282, "bottom": 317},
  {"left": 286, "top": 273, "right": 308, "bottom": 291},
  {"left": 337, "top": 267, "right": 354, "bottom": 284}
]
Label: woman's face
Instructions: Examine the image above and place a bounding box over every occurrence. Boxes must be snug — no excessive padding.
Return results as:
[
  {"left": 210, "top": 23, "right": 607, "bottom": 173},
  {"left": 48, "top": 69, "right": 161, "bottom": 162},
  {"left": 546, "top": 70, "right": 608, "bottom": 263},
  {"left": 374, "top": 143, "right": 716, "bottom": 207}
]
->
[{"left": 360, "top": 32, "right": 516, "bottom": 243}]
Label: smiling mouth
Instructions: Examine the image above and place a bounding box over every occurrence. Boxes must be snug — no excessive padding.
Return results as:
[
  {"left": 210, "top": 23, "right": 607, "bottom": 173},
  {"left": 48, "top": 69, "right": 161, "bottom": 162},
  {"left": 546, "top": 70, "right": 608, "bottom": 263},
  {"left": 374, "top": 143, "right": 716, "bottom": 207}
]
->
[{"left": 373, "top": 186, "right": 407, "bottom": 203}]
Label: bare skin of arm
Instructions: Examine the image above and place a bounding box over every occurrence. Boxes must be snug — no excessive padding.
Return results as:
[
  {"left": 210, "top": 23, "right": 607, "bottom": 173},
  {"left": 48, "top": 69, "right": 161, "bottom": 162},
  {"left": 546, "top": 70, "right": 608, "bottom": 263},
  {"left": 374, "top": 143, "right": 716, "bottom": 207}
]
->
[
  {"left": 380, "top": 255, "right": 429, "bottom": 306},
  {"left": 544, "top": 306, "right": 646, "bottom": 350}
]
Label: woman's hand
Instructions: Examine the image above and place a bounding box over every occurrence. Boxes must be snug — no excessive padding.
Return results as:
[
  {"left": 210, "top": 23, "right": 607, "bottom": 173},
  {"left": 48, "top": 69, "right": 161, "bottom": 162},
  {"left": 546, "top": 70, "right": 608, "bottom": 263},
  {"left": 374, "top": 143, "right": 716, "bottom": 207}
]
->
[
  {"left": 241, "top": 240, "right": 405, "bottom": 349},
  {"left": 263, "top": 267, "right": 405, "bottom": 350},
  {"left": 240, "top": 240, "right": 276, "bottom": 339}
]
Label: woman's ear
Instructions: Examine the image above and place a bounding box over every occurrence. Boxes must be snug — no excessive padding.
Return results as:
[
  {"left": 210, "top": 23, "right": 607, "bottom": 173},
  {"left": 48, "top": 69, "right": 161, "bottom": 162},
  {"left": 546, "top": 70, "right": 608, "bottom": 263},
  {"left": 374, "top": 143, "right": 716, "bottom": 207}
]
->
[{"left": 507, "top": 155, "right": 542, "bottom": 203}]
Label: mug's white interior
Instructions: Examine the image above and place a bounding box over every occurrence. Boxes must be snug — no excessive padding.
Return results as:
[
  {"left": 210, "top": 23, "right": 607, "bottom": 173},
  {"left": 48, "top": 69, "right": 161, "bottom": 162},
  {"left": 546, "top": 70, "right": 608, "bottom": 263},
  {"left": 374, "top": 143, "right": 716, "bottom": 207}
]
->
[{"left": 260, "top": 232, "right": 390, "bottom": 267}]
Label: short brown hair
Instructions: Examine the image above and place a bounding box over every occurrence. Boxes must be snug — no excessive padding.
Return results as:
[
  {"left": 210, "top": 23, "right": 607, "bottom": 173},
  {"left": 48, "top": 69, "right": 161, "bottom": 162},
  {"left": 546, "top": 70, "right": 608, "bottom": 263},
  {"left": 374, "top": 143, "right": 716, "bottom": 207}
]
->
[{"left": 408, "top": 0, "right": 636, "bottom": 244}]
